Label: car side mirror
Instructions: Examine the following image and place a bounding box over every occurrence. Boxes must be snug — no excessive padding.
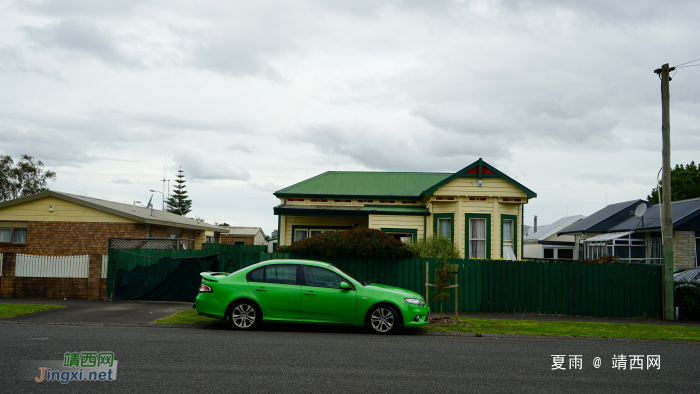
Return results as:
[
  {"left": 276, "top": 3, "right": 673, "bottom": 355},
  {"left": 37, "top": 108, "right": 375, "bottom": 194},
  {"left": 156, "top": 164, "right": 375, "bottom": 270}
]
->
[{"left": 339, "top": 281, "right": 351, "bottom": 290}]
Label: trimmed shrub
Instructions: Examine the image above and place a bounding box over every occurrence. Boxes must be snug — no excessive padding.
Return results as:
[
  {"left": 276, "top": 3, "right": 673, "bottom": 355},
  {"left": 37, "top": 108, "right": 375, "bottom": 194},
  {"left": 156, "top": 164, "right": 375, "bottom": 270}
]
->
[
  {"left": 276, "top": 228, "right": 418, "bottom": 258},
  {"left": 675, "top": 282, "right": 700, "bottom": 321},
  {"left": 408, "top": 235, "right": 461, "bottom": 259}
]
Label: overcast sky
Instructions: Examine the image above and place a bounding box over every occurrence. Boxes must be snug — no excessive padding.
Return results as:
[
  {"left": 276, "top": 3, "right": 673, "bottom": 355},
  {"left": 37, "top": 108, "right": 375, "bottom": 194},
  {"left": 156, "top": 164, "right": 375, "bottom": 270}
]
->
[{"left": 2, "top": 0, "right": 699, "bottom": 234}]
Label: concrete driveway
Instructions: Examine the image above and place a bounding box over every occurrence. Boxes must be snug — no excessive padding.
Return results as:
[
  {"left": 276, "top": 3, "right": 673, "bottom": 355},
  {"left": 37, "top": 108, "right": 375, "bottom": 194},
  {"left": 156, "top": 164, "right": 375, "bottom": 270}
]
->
[{"left": 0, "top": 298, "right": 192, "bottom": 325}]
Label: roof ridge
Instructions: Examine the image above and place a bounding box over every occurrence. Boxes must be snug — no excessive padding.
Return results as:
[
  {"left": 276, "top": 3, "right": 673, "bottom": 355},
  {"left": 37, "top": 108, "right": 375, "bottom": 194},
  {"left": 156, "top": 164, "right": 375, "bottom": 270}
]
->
[{"left": 59, "top": 191, "right": 175, "bottom": 213}]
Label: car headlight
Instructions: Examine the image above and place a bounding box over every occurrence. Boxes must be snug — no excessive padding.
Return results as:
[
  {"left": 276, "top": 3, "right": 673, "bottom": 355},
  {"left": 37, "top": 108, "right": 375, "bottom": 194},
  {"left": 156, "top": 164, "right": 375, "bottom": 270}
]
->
[{"left": 405, "top": 298, "right": 425, "bottom": 307}]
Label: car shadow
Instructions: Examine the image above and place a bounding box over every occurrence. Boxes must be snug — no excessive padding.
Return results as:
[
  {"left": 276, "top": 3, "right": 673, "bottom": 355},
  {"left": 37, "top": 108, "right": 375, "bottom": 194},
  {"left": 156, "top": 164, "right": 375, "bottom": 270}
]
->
[{"left": 197, "top": 320, "right": 424, "bottom": 335}]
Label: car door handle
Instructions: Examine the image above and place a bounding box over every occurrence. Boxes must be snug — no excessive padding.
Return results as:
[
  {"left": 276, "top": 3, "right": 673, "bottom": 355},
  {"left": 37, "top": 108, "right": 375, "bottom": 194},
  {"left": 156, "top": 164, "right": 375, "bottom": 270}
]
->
[
  {"left": 256, "top": 287, "right": 268, "bottom": 292},
  {"left": 304, "top": 291, "right": 316, "bottom": 296}
]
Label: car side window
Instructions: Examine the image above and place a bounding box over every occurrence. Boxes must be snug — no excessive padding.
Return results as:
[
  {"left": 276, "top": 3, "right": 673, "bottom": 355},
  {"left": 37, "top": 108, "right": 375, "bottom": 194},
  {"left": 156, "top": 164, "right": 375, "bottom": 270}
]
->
[
  {"left": 247, "top": 267, "right": 264, "bottom": 282},
  {"left": 264, "top": 265, "right": 298, "bottom": 285},
  {"left": 303, "top": 266, "right": 348, "bottom": 289}
]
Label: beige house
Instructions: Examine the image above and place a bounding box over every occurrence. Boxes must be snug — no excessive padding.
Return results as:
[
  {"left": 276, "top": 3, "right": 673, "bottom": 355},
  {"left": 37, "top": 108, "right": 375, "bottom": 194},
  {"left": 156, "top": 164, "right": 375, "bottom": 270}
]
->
[{"left": 273, "top": 159, "right": 536, "bottom": 259}]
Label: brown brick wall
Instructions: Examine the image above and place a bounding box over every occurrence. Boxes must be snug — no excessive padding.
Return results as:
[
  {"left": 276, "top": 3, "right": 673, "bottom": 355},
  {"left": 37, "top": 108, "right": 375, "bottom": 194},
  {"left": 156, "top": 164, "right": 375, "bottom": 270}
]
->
[
  {"left": 221, "top": 237, "right": 234, "bottom": 245},
  {"left": 0, "top": 252, "right": 106, "bottom": 300},
  {"left": 0, "top": 253, "right": 16, "bottom": 298},
  {"left": 246, "top": 237, "right": 254, "bottom": 246},
  {"left": 14, "top": 277, "right": 91, "bottom": 299},
  {"left": 0, "top": 222, "right": 147, "bottom": 256},
  {"left": 151, "top": 225, "right": 168, "bottom": 238}
]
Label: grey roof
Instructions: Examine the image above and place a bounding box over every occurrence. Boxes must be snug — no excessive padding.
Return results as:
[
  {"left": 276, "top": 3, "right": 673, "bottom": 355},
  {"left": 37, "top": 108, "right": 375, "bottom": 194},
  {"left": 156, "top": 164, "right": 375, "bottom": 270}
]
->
[
  {"left": 609, "top": 197, "right": 700, "bottom": 232},
  {"left": 558, "top": 200, "right": 649, "bottom": 235},
  {"left": 221, "top": 227, "right": 266, "bottom": 237},
  {"left": 525, "top": 215, "right": 585, "bottom": 241},
  {"left": 525, "top": 224, "right": 548, "bottom": 237},
  {"left": 583, "top": 232, "right": 634, "bottom": 242},
  {"left": 0, "top": 190, "right": 222, "bottom": 231}
]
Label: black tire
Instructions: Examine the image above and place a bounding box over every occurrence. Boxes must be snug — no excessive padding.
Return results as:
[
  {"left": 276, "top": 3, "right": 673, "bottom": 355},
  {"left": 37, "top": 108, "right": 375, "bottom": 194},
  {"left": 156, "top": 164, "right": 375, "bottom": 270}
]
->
[
  {"left": 228, "top": 300, "right": 262, "bottom": 330},
  {"left": 366, "top": 304, "right": 401, "bottom": 335}
]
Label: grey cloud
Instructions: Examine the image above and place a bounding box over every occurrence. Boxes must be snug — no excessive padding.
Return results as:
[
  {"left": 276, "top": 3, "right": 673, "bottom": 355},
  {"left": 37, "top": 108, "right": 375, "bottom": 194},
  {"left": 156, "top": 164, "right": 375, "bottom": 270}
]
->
[
  {"left": 17, "top": 0, "right": 144, "bottom": 17},
  {"left": 292, "top": 124, "right": 508, "bottom": 171},
  {"left": 173, "top": 148, "right": 250, "bottom": 181},
  {"left": 0, "top": 46, "right": 63, "bottom": 80},
  {"left": 110, "top": 178, "right": 133, "bottom": 184},
  {"left": 248, "top": 181, "right": 282, "bottom": 192},
  {"left": 22, "top": 20, "right": 142, "bottom": 68},
  {"left": 93, "top": 110, "right": 252, "bottom": 134},
  {"left": 227, "top": 143, "right": 257, "bottom": 153},
  {"left": 193, "top": 40, "right": 284, "bottom": 80}
]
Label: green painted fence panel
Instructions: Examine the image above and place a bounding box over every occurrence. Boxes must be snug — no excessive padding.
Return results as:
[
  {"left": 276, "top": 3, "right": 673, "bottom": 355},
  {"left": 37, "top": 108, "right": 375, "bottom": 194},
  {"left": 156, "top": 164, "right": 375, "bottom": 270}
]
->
[{"left": 107, "top": 248, "right": 662, "bottom": 316}]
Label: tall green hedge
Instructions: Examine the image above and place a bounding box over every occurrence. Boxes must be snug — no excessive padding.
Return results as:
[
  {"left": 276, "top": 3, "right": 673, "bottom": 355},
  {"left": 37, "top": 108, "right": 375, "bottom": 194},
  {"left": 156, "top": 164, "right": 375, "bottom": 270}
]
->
[{"left": 276, "top": 228, "right": 418, "bottom": 258}]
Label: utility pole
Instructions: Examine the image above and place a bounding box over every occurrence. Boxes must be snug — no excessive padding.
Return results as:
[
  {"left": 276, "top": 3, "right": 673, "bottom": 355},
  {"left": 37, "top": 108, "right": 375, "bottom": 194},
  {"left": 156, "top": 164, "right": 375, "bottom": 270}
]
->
[{"left": 655, "top": 63, "right": 675, "bottom": 320}]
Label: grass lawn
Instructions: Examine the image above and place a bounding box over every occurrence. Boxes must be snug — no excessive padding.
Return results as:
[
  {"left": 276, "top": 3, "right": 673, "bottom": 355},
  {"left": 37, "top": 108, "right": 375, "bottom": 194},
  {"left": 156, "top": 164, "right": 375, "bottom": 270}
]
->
[
  {"left": 153, "top": 309, "right": 224, "bottom": 325},
  {"left": 0, "top": 303, "right": 64, "bottom": 318},
  {"left": 423, "top": 318, "right": 700, "bottom": 341}
]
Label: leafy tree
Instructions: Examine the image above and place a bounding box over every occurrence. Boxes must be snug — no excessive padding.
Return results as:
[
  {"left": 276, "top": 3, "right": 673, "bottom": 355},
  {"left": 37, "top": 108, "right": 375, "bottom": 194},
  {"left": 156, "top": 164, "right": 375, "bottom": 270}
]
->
[
  {"left": 432, "top": 257, "right": 455, "bottom": 319},
  {"left": 0, "top": 154, "right": 57, "bottom": 202},
  {"left": 408, "top": 235, "right": 461, "bottom": 259},
  {"left": 409, "top": 235, "right": 459, "bottom": 319},
  {"left": 218, "top": 222, "right": 230, "bottom": 227},
  {"left": 648, "top": 161, "right": 700, "bottom": 203},
  {"left": 165, "top": 167, "right": 192, "bottom": 216}
]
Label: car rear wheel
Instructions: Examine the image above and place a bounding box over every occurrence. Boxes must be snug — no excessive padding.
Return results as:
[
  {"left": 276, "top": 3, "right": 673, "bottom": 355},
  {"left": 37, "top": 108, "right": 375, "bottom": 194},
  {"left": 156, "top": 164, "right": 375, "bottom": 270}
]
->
[
  {"left": 229, "top": 300, "right": 262, "bottom": 330},
  {"left": 367, "top": 305, "right": 400, "bottom": 334}
]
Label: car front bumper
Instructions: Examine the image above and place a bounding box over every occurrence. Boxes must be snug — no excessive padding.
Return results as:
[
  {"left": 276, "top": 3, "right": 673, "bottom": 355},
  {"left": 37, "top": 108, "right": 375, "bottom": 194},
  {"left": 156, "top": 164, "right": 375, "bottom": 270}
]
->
[{"left": 402, "top": 305, "right": 430, "bottom": 327}]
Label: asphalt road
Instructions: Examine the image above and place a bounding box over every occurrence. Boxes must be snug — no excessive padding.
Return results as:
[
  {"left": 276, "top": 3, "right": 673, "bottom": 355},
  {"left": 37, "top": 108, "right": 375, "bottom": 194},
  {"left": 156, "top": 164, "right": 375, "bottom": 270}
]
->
[{"left": 0, "top": 324, "right": 698, "bottom": 393}]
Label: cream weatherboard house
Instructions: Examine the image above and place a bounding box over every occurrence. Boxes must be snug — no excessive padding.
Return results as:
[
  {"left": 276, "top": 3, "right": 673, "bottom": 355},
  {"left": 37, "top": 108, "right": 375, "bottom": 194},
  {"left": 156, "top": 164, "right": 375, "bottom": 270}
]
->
[{"left": 273, "top": 159, "right": 536, "bottom": 260}]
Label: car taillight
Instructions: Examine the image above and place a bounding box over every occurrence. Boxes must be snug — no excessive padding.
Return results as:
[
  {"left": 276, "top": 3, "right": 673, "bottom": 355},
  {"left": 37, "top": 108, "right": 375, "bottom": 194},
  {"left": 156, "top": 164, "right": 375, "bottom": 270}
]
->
[{"left": 199, "top": 283, "right": 213, "bottom": 293}]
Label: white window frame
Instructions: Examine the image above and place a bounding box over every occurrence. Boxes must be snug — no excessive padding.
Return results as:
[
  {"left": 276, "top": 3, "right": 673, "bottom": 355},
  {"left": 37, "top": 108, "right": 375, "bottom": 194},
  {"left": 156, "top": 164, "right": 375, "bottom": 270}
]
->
[
  {"left": 469, "top": 218, "right": 487, "bottom": 259},
  {"left": 294, "top": 229, "right": 309, "bottom": 242},
  {"left": 386, "top": 231, "right": 414, "bottom": 243},
  {"left": 437, "top": 218, "right": 452, "bottom": 238}
]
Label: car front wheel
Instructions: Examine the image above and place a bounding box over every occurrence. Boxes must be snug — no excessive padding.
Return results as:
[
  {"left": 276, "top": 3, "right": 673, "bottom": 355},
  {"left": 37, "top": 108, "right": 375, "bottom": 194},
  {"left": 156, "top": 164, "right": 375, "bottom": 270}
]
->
[
  {"left": 367, "top": 305, "right": 400, "bottom": 334},
  {"left": 229, "top": 300, "right": 262, "bottom": 330}
]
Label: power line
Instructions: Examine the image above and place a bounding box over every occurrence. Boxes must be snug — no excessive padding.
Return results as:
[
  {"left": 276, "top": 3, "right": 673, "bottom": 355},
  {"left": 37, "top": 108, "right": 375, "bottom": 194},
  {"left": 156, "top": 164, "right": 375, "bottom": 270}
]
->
[
  {"left": 676, "top": 64, "right": 700, "bottom": 69},
  {"left": 674, "top": 58, "right": 700, "bottom": 67}
]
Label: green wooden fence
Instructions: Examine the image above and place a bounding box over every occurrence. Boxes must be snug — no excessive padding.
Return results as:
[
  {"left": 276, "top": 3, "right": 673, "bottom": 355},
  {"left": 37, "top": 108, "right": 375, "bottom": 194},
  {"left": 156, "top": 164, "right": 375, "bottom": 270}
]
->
[{"left": 107, "top": 249, "right": 662, "bottom": 318}]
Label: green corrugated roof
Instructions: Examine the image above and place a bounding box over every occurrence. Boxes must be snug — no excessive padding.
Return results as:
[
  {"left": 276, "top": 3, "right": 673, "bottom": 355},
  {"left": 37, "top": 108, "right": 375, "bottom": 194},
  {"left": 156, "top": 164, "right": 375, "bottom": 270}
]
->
[
  {"left": 274, "top": 172, "right": 452, "bottom": 197},
  {"left": 360, "top": 205, "right": 430, "bottom": 214}
]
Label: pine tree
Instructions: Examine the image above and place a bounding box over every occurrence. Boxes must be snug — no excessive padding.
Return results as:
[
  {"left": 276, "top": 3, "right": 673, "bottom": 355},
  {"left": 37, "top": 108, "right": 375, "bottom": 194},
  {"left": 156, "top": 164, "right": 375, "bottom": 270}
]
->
[{"left": 166, "top": 167, "right": 192, "bottom": 216}]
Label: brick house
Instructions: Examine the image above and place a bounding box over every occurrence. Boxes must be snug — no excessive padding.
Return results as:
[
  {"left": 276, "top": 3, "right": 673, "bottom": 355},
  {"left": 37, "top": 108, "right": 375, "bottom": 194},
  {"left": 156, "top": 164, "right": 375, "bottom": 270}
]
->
[
  {"left": 219, "top": 227, "right": 267, "bottom": 246},
  {"left": 0, "top": 190, "right": 224, "bottom": 256}
]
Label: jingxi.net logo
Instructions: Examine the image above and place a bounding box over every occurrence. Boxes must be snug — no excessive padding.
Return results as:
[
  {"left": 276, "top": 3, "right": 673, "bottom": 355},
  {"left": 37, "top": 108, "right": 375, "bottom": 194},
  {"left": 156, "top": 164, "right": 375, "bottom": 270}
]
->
[{"left": 34, "top": 351, "right": 118, "bottom": 384}]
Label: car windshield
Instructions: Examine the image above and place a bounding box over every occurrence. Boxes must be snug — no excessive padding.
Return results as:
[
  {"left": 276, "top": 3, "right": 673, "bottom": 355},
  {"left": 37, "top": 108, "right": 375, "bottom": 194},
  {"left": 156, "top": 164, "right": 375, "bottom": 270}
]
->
[
  {"left": 330, "top": 266, "right": 365, "bottom": 286},
  {"left": 674, "top": 270, "right": 697, "bottom": 281}
]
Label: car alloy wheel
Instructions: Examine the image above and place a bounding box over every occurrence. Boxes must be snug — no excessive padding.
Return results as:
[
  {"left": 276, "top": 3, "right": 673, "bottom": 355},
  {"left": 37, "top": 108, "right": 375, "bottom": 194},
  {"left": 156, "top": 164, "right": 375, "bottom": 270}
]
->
[
  {"left": 230, "top": 302, "right": 258, "bottom": 330},
  {"left": 370, "top": 307, "right": 396, "bottom": 333}
]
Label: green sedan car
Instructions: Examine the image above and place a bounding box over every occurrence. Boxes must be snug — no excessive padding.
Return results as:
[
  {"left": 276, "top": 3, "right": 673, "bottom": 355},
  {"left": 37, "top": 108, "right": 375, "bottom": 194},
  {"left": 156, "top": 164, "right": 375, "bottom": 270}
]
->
[{"left": 195, "top": 259, "right": 429, "bottom": 334}]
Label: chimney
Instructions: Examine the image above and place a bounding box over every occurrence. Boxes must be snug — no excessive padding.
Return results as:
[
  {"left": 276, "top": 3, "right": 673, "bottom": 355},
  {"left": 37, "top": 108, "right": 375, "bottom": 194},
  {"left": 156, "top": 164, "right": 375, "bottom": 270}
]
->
[{"left": 534, "top": 215, "right": 538, "bottom": 233}]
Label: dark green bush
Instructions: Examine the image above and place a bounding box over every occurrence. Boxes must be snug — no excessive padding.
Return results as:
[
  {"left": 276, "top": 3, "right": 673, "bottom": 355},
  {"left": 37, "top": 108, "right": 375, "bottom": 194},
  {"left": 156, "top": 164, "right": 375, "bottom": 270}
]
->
[
  {"left": 675, "top": 282, "right": 700, "bottom": 321},
  {"left": 276, "top": 228, "right": 418, "bottom": 258}
]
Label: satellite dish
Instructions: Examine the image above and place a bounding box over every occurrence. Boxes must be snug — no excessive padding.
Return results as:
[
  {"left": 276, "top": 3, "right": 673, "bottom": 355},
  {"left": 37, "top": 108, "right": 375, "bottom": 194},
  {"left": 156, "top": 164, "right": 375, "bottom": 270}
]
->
[{"left": 633, "top": 203, "right": 647, "bottom": 218}]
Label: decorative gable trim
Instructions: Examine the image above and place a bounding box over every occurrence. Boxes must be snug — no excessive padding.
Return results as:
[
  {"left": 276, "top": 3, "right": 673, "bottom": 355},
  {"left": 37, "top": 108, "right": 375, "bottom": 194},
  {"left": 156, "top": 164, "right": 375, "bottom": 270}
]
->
[{"left": 420, "top": 158, "right": 537, "bottom": 199}]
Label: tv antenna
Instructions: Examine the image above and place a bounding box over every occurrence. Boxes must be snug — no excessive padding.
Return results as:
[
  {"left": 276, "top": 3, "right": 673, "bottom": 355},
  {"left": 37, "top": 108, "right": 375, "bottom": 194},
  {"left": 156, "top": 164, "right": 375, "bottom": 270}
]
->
[
  {"left": 632, "top": 203, "right": 647, "bottom": 227},
  {"left": 161, "top": 156, "right": 171, "bottom": 203}
]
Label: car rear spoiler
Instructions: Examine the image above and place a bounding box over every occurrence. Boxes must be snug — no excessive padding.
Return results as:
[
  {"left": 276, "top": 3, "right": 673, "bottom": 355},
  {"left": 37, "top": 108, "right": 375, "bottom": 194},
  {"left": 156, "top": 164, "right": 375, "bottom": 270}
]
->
[{"left": 200, "top": 272, "right": 227, "bottom": 282}]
